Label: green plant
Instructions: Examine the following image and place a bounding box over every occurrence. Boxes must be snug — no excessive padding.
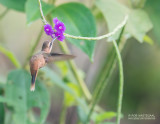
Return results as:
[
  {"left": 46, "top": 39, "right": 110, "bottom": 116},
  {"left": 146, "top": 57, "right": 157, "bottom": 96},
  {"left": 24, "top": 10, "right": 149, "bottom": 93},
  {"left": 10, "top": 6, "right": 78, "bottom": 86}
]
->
[{"left": 0, "top": 0, "right": 153, "bottom": 124}]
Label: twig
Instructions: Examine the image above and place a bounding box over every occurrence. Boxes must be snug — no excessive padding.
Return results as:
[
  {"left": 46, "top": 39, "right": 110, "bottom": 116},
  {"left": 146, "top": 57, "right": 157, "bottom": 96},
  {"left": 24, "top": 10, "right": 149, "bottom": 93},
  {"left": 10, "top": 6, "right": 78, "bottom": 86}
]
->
[
  {"left": 85, "top": 26, "right": 126, "bottom": 123},
  {"left": 38, "top": 0, "right": 92, "bottom": 100},
  {"left": 38, "top": 1, "right": 126, "bottom": 121},
  {"left": 113, "top": 40, "right": 124, "bottom": 124},
  {"left": 38, "top": 0, "right": 128, "bottom": 41},
  {"left": 38, "top": 0, "right": 48, "bottom": 24},
  {"left": 64, "top": 15, "right": 128, "bottom": 40}
]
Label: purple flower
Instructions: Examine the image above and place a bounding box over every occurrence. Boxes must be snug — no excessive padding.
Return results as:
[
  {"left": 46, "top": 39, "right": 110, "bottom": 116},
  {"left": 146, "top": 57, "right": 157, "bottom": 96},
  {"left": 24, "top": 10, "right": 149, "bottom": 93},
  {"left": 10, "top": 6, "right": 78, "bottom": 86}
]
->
[
  {"left": 44, "top": 24, "right": 54, "bottom": 36},
  {"left": 54, "top": 32, "right": 65, "bottom": 42},
  {"left": 44, "top": 17, "right": 66, "bottom": 42},
  {"left": 51, "top": 34, "right": 55, "bottom": 39},
  {"left": 53, "top": 17, "right": 60, "bottom": 24},
  {"left": 54, "top": 21, "right": 66, "bottom": 33}
]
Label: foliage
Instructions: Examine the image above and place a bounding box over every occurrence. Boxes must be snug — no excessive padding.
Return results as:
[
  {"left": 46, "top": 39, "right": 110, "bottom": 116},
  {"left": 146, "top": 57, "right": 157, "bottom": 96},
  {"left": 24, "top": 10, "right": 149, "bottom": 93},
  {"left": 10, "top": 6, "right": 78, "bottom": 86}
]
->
[
  {"left": 0, "top": 45, "right": 21, "bottom": 68},
  {"left": 51, "top": 3, "right": 96, "bottom": 61},
  {"left": 0, "top": 69, "right": 50, "bottom": 124},
  {"left": 95, "top": 0, "right": 152, "bottom": 42},
  {"left": 25, "top": 0, "right": 54, "bottom": 25},
  {"left": 0, "top": 0, "right": 155, "bottom": 124},
  {"left": 0, "top": 0, "right": 27, "bottom": 12},
  {"left": 0, "top": 103, "right": 4, "bottom": 124},
  {"left": 145, "top": 0, "right": 160, "bottom": 43}
]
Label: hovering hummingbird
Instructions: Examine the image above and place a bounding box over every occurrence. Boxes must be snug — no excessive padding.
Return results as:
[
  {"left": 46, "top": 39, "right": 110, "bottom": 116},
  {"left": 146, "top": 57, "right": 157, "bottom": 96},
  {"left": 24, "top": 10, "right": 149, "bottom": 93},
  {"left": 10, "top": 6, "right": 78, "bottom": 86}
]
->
[{"left": 29, "top": 38, "right": 75, "bottom": 91}]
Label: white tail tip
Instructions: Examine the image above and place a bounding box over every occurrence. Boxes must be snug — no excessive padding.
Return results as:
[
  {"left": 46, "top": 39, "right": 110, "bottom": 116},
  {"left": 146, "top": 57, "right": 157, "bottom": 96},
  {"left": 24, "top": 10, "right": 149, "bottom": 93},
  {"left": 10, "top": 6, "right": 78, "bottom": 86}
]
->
[{"left": 30, "top": 84, "right": 35, "bottom": 91}]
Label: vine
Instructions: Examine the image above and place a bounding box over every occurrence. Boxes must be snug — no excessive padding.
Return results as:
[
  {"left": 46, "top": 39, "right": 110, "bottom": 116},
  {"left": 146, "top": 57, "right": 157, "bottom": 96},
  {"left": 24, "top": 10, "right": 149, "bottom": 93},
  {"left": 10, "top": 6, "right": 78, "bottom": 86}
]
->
[{"left": 38, "top": 0, "right": 126, "bottom": 123}]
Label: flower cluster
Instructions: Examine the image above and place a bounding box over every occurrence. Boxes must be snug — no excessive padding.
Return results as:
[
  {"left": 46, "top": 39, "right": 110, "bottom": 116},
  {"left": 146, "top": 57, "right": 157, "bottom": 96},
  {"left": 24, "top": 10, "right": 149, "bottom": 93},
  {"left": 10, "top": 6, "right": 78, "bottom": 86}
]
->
[{"left": 44, "top": 17, "right": 66, "bottom": 41}]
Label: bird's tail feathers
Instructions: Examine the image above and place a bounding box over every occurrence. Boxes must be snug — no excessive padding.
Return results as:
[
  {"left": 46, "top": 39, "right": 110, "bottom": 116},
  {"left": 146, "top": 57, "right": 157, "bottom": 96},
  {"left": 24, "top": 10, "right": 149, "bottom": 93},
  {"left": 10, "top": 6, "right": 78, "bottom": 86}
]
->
[
  {"left": 30, "top": 83, "right": 35, "bottom": 91},
  {"left": 30, "top": 70, "right": 37, "bottom": 91}
]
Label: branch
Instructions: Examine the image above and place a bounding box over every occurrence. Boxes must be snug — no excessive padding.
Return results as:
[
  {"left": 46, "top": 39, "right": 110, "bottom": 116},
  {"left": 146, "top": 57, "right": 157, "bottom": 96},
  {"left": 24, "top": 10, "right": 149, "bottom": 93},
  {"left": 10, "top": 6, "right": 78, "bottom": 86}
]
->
[
  {"left": 85, "top": 26, "right": 126, "bottom": 123},
  {"left": 38, "top": 0, "right": 128, "bottom": 40},
  {"left": 38, "top": 0, "right": 48, "bottom": 24},
  {"left": 113, "top": 40, "right": 124, "bottom": 124},
  {"left": 64, "top": 16, "right": 128, "bottom": 40}
]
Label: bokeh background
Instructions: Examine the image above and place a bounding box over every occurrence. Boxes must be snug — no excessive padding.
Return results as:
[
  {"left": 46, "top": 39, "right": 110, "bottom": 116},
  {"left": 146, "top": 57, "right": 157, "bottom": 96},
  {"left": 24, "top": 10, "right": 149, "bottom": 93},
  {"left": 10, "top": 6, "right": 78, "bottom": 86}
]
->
[{"left": 0, "top": 0, "right": 160, "bottom": 124}]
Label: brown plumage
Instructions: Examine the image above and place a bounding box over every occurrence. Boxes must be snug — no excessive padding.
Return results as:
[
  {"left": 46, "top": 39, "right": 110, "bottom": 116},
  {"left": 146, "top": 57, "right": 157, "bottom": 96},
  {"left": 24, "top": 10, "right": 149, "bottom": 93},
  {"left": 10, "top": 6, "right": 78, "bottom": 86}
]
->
[{"left": 29, "top": 40, "right": 75, "bottom": 91}]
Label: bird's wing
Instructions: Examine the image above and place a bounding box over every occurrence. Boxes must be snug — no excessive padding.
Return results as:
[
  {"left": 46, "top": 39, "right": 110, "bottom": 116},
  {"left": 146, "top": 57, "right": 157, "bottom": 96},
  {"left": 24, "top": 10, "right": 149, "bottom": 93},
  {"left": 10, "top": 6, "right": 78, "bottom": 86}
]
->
[{"left": 43, "top": 53, "right": 75, "bottom": 63}]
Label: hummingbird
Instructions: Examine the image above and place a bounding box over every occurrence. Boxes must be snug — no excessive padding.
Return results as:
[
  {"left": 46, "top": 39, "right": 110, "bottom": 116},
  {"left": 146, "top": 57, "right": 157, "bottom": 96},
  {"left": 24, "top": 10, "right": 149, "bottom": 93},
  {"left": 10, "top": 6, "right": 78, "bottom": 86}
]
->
[{"left": 29, "top": 38, "right": 75, "bottom": 91}]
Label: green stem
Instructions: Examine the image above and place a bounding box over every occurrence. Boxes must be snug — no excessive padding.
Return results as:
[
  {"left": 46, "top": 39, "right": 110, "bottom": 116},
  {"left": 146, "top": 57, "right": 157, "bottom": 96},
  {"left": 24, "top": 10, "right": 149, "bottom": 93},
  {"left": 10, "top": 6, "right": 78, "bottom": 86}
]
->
[
  {"left": 94, "top": 25, "right": 125, "bottom": 93},
  {"left": 38, "top": 0, "right": 128, "bottom": 41},
  {"left": 112, "top": 40, "right": 124, "bottom": 124},
  {"left": 86, "top": 54, "right": 114, "bottom": 123},
  {"left": 37, "top": 1, "right": 126, "bottom": 122},
  {"left": 38, "top": 0, "right": 47, "bottom": 24},
  {"left": 23, "top": 27, "right": 44, "bottom": 68},
  {"left": 63, "top": 16, "right": 127, "bottom": 40},
  {"left": 0, "top": 9, "right": 9, "bottom": 20},
  {"left": 86, "top": 26, "right": 126, "bottom": 123},
  {"left": 59, "top": 103, "right": 67, "bottom": 124},
  {"left": 38, "top": 0, "right": 92, "bottom": 100},
  {"left": 59, "top": 42, "right": 92, "bottom": 100}
]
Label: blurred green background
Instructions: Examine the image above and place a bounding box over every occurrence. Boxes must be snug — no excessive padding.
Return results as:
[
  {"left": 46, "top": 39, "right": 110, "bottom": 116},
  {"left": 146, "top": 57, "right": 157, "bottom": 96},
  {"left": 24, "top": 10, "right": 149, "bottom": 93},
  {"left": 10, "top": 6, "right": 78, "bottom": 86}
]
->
[{"left": 0, "top": 0, "right": 160, "bottom": 124}]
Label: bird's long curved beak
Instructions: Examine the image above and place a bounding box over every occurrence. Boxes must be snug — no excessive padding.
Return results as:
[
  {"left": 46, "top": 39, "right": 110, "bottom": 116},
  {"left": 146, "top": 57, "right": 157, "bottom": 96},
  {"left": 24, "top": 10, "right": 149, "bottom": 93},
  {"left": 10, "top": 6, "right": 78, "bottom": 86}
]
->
[{"left": 49, "top": 37, "right": 57, "bottom": 49}]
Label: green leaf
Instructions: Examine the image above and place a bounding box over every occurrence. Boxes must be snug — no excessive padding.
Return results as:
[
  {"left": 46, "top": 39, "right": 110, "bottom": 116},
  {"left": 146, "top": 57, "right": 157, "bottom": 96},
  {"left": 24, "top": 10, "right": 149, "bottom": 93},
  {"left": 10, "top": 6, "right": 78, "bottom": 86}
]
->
[
  {"left": 0, "top": 45, "right": 21, "bottom": 68},
  {"left": 96, "top": 111, "right": 116, "bottom": 123},
  {"left": 51, "top": 3, "right": 96, "bottom": 61},
  {"left": 0, "top": 103, "right": 4, "bottom": 124},
  {"left": 77, "top": 100, "right": 98, "bottom": 123},
  {"left": 143, "top": 35, "right": 154, "bottom": 45},
  {"left": 130, "top": 0, "right": 146, "bottom": 8},
  {"left": 145, "top": 0, "right": 160, "bottom": 43},
  {"left": 100, "top": 123, "right": 115, "bottom": 124},
  {"left": 0, "top": 69, "right": 50, "bottom": 124},
  {"left": 95, "top": 0, "right": 129, "bottom": 40},
  {"left": 55, "top": 61, "right": 82, "bottom": 84},
  {"left": 25, "top": 0, "right": 54, "bottom": 25},
  {"left": 64, "top": 83, "right": 81, "bottom": 106},
  {"left": 42, "top": 67, "right": 75, "bottom": 95},
  {"left": 127, "top": 9, "right": 153, "bottom": 42},
  {"left": 77, "top": 105, "right": 88, "bottom": 123},
  {"left": 41, "top": 67, "right": 87, "bottom": 109},
  {"left": 95, "top": 0, "right": 153, "bottom": 42},
  {"left": 0, "top": 0, "right": 27, "bottom": 12},
  {"left": 55, "top": 61, "right": 68, "bottom": 76}
]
